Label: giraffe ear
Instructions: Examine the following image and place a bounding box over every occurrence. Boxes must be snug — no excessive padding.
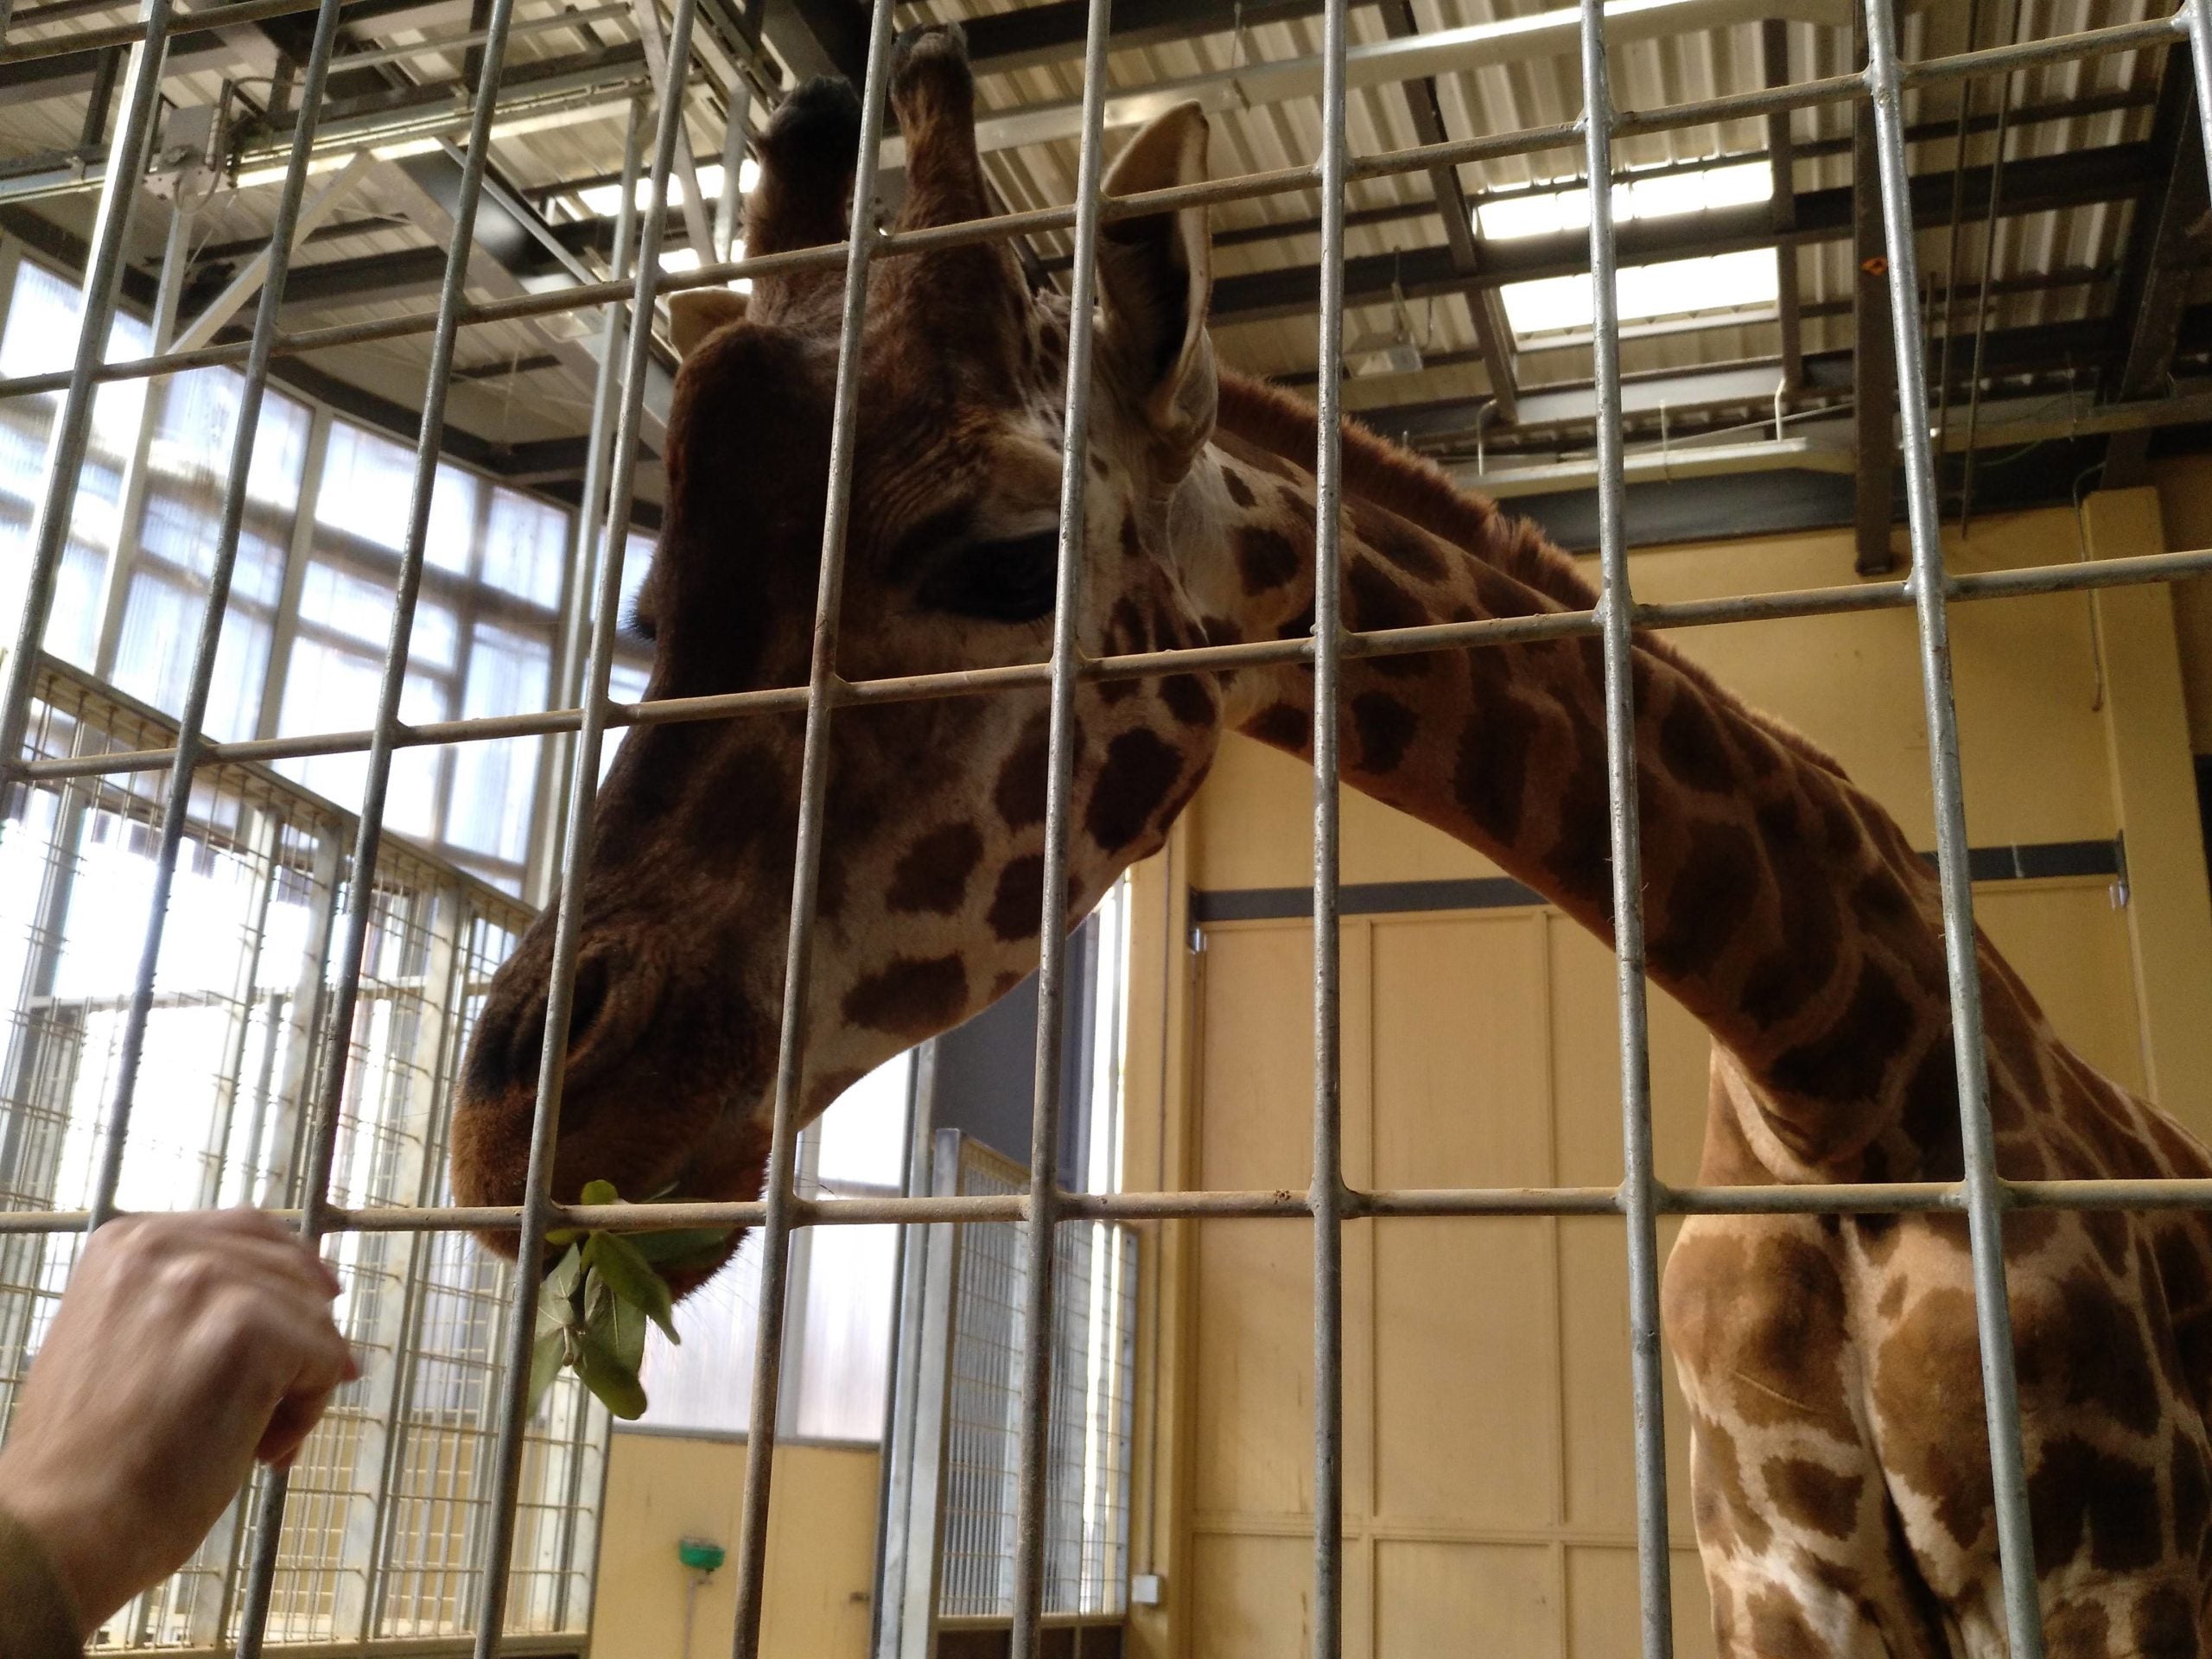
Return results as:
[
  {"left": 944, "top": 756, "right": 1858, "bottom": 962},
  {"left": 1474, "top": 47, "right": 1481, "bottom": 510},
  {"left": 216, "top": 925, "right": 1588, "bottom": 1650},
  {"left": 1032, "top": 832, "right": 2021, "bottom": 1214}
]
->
[
  {"left": 667, "top": 288, "right": 751, "bottom": 359},
  {"left": 1099, "top": 101, "right": 1215, "bottom": 473}
]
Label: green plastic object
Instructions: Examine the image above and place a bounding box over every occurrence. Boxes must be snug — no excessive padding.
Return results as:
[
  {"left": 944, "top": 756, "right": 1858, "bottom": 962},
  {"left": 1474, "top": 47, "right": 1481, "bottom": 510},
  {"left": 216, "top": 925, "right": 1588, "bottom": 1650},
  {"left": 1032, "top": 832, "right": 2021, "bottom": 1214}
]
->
[{"left": 678, "top": 1539, "right": 726, "bottom": 1574}]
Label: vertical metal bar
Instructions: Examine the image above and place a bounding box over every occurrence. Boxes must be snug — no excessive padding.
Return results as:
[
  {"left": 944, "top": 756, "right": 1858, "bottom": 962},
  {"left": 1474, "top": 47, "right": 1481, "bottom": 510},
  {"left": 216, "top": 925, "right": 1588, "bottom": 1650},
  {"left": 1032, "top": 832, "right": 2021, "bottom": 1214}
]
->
[
  {"left": 0, "top": 0, "right": 169, "bottom": 777},
  {"left": 1307, "top": 0, "right": 1350, "bottom": 1656},
  {"left": 543, "top": 92, "right": 646, "bottom": 886},
  {"left": 1956, "top": 0, "right": 2022, "bottom": 537},
  {"left": 467, "top": 0, "right": 701, "bottom": 1648},
  {"left": 90, "top": 183, "right": 194, "bottom": 684},
  {"left": 232, "top": 0, "right": 531, "bottom": 1641},
  {"left": 2189, "top": 0, "right": 2212, "bottom": 178},
  {"left": 714, "top": 77, "right": 751, "bottom": 261},
  {"left": 85, "top": 0, "right": 345, "bottom": 1234},
  {"left": 1931, "top": 0, "right": 1983, "bottom": 488},
  {"left": 1860, "top": 5, "right": 2044, "bottom": 1656},
  {"left": 1007, "top": 0, "right": 1116, "bottom": 1651},
  {"left": 728, "top": 7, "right": 898, "bottom": 1651},
  {"left": 1575, "top": 4, "right": 1673, "bottom": 1656}
]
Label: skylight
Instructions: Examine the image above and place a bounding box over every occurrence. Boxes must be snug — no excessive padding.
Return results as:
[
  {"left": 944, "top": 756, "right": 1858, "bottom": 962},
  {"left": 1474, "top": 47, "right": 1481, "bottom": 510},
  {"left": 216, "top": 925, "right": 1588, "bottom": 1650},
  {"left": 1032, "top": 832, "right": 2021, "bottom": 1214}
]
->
[
  {"left": 1499, "top": 248, "right": 1779, "bottom": 337},
  {"left": 1475, "top": 158, "right": 1772, "bottom": 241},
  {"left": 579, "top": 156, "right": 761, "bottom": 217},
  {"left": 658, "top": 239, "right": 752, "bottom": 293},
  {"left": 1477, "top": 159, "right": 1778, "bottom": 341}
]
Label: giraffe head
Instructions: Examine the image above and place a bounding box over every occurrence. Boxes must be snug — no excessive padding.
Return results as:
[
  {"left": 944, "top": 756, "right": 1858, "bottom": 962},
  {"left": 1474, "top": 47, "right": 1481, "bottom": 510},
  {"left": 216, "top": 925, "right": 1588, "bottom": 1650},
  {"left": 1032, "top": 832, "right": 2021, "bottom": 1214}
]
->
[{"left": 451, "top": 27, "right": 1226, "bottom": 1276}]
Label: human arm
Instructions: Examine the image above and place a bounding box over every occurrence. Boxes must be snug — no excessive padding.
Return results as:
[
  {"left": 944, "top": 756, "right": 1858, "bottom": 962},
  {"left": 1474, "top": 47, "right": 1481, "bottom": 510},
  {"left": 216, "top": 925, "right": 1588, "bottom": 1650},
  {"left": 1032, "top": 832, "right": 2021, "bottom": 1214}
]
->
[{"left": 0, "top": 1209, "right": 356, "bottom": 1648}]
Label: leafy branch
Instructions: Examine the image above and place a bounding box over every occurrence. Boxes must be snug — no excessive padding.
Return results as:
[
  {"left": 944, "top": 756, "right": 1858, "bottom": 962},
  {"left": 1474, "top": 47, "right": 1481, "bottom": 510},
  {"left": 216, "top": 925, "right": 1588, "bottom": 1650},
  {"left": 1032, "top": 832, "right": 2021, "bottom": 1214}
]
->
[{"left": 527, "top": 1179, "right": 730, "bottom": 1421}]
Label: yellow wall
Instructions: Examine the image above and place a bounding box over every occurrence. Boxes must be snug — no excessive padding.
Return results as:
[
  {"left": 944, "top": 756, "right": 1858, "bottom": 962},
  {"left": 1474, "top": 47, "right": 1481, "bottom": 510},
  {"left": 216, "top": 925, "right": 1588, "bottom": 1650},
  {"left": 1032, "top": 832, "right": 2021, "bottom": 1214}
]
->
[
  {"left": 591, "top": 1433, "right": 879, "bottom": 1659},
  {"left": 1115, "top": 494, "right": 2212, "bottom": 1659},
  {"left": 2152, "top": 454, "right": 2212, "bottom": 754}
]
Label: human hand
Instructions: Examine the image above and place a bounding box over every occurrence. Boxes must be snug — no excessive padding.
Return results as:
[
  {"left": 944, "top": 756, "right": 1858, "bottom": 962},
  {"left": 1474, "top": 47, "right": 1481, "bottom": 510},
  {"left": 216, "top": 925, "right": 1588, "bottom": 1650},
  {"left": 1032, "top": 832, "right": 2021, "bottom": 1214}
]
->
[{"left": 0, "top": 1209, "right": 357, "bottom": 1637}]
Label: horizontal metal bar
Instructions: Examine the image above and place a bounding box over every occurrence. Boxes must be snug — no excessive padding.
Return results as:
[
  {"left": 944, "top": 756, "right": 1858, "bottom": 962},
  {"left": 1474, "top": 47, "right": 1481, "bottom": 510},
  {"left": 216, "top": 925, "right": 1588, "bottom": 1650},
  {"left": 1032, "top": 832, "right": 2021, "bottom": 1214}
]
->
[
  {"left": 23, "top": 542, "right": 2209, "bottom": 784},
  {"left": 13, "top": 1175, "right": 2212, "bottom": 1238},
  {"left": 330, "top": 1, "right": 626, "bottom": 70},
  {"left": 3, "top": 0, "right": 357, "bottom": 60},
  {"left": 0, "top": 11, "right": 2178, "bottom": 405}
]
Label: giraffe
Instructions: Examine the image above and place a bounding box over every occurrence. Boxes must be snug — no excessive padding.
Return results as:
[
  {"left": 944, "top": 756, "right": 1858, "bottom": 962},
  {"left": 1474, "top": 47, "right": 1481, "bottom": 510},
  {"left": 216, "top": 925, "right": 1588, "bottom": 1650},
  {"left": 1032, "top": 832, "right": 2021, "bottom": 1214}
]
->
[{"left": 450, "top": 27, "right": 2212, "bottom": 1656}]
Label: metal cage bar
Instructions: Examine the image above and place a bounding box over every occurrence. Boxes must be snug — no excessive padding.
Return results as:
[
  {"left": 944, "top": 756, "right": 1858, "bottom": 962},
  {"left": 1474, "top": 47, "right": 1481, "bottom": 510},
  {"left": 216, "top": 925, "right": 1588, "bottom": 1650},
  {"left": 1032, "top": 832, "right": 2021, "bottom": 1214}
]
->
[
  {"left": 727, "top": 4, "right": 899, "bottom": 1655},
  {"left": 1575, "top": 3, "right": 1674, "bottom": 1654},
  {"left": 1862, "top": 1, "right": 2043, "bottom": 1652},
  {"left": 6, "top": 5, "right": 2212, "bottom": 1657},
  {"left": 85, "top": 0, "right": 348, "bottom": 1236},
  {"left": 229, "top": 0, "right": 535, "bottom": 1642},
  {"left": 1007, "top": 0, "right": 1118, "bottom": 1652},
  {"left": 0, "top": 0, "right": 168, "bottom": 770},
  {"left": 1308, "top": 1, "right": 1351, "bottom": 1654},
  {"left": 465, "top": 0, "right": 697, "bottom": 1641}
]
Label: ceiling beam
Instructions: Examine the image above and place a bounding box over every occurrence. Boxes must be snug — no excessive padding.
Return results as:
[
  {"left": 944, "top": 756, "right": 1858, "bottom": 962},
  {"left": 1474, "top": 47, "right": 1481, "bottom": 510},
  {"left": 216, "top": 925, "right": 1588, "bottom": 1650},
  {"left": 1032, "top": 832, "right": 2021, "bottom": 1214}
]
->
[
  {"left": 961, "top": 1, "right": 1381, "bottom": 76},
  {"left": 1205, "top": 142, "right": 2154, "bottom": 325},
  {"left": 884, "top": 0, "right": 1853, "bottom": 168},
  {"left": 757, "top": 0, "right": 863, "bottom": 81},
  {"left": 0, "top": 0, "right": 477, "bottom": 106},
  {"left": 2101, "top": 46, "right": 2210, "bottom": 487},
  {"left": 1330, "top": 305, "right": 2212, "bottom": 454},
  {"left": 1375, "top": 0, "right": 1516, "bottom": 423}
]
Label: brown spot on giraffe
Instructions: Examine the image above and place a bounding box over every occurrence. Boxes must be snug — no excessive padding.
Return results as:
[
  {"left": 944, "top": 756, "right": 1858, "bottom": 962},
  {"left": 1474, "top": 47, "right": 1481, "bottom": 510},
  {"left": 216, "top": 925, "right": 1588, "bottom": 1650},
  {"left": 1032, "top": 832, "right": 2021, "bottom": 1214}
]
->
[
  {"left": 1764, "top": 1456, "right": 1864, "bottom": 1540},
  {"left": 1086, "top": 728, "right": 1185, "bottom": 853},
  {"left": 843, "top": 954, "right": 968, "bottom": 1038},
  {"left": 1246, "top": 702, "right": 1312, "bottom": 753},
  {"left": 988, "top": 854, "right": 1045, "bottom": 943},
  {"left": 1160, "top": 672, "right": 1214, "bottom": 727},
  {"left": 1236, "top": 524, "right": 1301, "bottom": 594},
  {"left": 887, "top": 823, "right": 984, "bottom": 915},
  {"left": 1351, "top": 691, "right": 1419, "bottom": 775}
]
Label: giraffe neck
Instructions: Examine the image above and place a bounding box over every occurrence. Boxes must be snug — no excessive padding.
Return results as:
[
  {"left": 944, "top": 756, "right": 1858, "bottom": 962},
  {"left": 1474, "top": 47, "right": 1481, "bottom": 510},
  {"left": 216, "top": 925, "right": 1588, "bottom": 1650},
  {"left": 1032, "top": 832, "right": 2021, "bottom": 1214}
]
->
[{"left": 1178, "top": 379, "right": 1961, "bottom": 1174}]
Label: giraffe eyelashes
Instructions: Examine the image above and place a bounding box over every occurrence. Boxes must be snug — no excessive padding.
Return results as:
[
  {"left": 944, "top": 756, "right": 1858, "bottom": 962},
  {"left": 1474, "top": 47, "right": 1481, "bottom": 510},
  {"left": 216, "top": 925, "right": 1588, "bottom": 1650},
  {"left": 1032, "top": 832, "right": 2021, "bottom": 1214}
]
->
[{"left": 914, "top": 530, "right": 1062, "bottom": 623}]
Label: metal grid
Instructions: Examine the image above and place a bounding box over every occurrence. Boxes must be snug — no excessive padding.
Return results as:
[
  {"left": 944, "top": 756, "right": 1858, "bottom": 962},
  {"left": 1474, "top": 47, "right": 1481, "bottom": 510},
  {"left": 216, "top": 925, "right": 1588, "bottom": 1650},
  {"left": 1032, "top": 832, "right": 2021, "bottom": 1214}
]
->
[
  {"left": 0, "top": 653, "right": 601, "bottom": 1650},
  {"left": 3, "top": 4, "right": 2212, "bottom": 1659},
  {"left": 912, "top": 1131, "right": 1136, "bottom": 1631}
]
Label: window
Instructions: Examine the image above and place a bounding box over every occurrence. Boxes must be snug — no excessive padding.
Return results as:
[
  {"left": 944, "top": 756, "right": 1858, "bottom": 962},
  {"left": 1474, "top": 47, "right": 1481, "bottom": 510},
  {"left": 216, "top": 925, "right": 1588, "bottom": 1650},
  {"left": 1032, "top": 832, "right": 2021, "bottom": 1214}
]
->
[
  {"left": 281, "top": 420, "right": 572, "bottom": 892},
  {"left": 636, "top": 1053, "right": 912, "bottom": 1441},
  {"left": 110, "top": 367, "right": 311, "bottom": 741},
  {"left": 1476, "top": 160, "right": 1780, "bottom": 343},
  {"left": 0, "top": 256, "right": 152, "bottom": 668}
]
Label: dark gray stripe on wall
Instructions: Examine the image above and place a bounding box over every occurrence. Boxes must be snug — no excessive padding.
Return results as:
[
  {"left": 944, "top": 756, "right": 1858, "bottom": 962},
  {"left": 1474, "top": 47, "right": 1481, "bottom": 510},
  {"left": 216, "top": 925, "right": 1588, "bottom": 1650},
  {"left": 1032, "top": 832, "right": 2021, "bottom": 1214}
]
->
[{"left": 1190, "top": 838, "right": 2120, "bottom": 925}]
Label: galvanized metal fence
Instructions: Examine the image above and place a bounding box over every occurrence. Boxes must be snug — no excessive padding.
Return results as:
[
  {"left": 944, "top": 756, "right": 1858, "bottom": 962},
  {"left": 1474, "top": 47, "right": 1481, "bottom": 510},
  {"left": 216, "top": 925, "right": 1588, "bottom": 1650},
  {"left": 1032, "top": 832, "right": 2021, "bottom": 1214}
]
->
[
  {"left": 0, "top": 652, "right": 601, "bottom": 1650},
  {"left": 4, "top": 3, "right": 2212, "bottom": 1659},
  {"left": 879, "top": 1129, "right": 1136, "bottom": 1654}
]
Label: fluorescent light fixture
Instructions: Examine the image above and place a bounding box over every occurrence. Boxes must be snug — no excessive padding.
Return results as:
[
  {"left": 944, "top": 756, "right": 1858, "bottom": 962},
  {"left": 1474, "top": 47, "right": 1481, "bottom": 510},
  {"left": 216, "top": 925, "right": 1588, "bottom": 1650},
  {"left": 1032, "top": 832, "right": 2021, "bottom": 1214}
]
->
[
  {"left": 578, "top": 157, "right": 760, "bottom": 217},
  {"left": 1476, "top": 158, "right": 1771, "bottom": 240},
  {"left": 658, "top": 239, "right": 753, "bottom": 292},
  {"left": 1499, "top": 247, "right": 1779, "bottom": 336}
]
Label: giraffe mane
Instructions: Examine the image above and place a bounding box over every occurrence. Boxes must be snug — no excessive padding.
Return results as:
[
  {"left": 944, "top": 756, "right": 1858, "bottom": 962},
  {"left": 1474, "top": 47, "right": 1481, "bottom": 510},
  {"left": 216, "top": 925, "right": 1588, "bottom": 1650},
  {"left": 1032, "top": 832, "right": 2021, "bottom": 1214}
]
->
[{"left": 1211, "top": 367, "right": 1847, "bottom": 779}]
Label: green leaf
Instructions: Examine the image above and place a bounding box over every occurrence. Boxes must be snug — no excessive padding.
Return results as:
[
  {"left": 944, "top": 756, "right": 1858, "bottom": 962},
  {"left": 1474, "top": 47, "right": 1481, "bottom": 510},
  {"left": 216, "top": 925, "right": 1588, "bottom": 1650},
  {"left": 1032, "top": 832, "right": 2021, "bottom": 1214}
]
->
[
  {"left": 629, "top": 1227, "right": 732, "bottom": 1268},
  {"left": 526, "top": 1325, "right": 569, "bottom": 1415},
  {"left": 589, "top": 1230, "right": 680, "bottom": 1343},
  {"left": 608, "top": 1293, "right": 647, "bottom": 1375},
  {"left": 543, "top": 1243, "right": 583, "bottom": 1306},
  {"left": 578, "top": 1179, "right": 621, "bottom": 1208},
  {"left": 574, "top": 1336, "right": 647, "bottom": 1420}
]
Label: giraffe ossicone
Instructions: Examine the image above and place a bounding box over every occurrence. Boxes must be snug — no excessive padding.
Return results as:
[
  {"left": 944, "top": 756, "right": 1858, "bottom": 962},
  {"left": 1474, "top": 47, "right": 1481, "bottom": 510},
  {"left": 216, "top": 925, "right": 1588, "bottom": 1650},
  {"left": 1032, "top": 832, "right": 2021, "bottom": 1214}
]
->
[{"left": 452, "top": 26, "right": 2212, "bottom": 1656}]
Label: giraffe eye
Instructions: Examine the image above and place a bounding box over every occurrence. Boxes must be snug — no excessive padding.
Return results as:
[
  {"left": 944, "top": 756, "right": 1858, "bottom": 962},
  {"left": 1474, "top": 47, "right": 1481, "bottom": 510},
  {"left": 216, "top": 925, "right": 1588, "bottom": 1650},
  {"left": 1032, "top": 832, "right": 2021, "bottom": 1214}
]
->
[{"left": 916, "top": 530, "right": 1061, "bottom": 623}]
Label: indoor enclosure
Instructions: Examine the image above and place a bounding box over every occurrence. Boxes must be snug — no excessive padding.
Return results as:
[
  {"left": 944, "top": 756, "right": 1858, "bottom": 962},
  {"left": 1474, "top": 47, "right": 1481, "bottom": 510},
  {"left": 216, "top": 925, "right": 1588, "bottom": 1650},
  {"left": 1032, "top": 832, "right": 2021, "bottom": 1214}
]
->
[{"left": 3, "top": 1, "right": 2212, "bottom": 1657}]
